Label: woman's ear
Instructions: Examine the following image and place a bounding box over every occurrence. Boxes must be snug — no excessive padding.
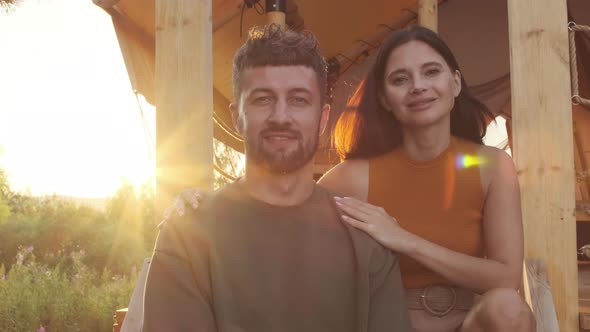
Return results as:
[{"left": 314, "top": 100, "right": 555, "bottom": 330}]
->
[
  {"left": 378, "top": 93, "right": 392, "bottom": 112},
  {"left": 453, "top": 70, "right": 462, "bottom": 98}
]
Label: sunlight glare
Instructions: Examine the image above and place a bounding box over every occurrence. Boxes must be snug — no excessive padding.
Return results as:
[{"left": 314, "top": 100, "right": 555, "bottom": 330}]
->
[{"left": 0, "top": 0, "right": 155, "bottom": 198}]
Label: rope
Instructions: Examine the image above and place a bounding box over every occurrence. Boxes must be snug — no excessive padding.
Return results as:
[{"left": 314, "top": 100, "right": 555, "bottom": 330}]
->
[
  {"left": 134, "top": 91, "right": 155, "bottom": 162},
  {"left": 568, "top": 22, "right": 590, "bottom": 108},
  {"left": 214, "top": 162, "right": 237, "bottom": 181},
  {"left": 213, "top": 113, "right": 243, "bottom": 142}
]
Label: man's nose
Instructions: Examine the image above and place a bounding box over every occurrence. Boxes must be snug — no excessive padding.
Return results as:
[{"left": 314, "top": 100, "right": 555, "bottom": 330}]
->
[{"left": 267, "top": 99, "right": 291, "bottom": 123}]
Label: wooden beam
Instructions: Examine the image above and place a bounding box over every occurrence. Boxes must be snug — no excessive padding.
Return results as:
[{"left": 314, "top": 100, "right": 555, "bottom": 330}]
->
[
  {"left": 508, "top": 0, "right": 578, "bottom": 330},
  {"left": 418, "top": 0, "right": 437, "bottom": 32},
  {"left": 120, "top": 259, "right": 150, "bottom": 332},
  {"left": 213, "top": 0, "right": 243, "bottom": 32},
  {"left": 266, "top": 0, "right": 286, "bottom": 30},
  {"left": 267, "top": 11, "right": 286, "bottom": 29},
  {"left": 155, "top": 0, "right": 213, "bottom": 214},
  {"left": 522, "top": 259, "right": 559, "bottom": 331}
]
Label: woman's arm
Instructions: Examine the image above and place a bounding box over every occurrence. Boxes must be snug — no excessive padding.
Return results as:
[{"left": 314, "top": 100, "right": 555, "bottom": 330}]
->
[
  {"left": 317, "top": 159, "right": 369, "bottom": 201},
  {"left": 335, "top": 149, "right": 524, "bottom": 293}
]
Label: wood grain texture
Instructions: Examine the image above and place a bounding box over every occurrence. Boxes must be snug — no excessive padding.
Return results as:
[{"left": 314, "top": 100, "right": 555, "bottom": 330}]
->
[
  {"left": 418, "top": 0, "right": 437, "bottom": 32},
  {"left": 523, "top": 259, "right": 559, "bottom": 332},
  {"left": 155, "top": 0, "right": 214, "bottom": 215},
  {"left": 120, "top": 259, "right": 150, "bottom": 332},
  {"left": 267, "top": 12, "right": 286, "bottom": 30},
  {"left": 508, "top": 0, "right": 578, "bottom": 330}
]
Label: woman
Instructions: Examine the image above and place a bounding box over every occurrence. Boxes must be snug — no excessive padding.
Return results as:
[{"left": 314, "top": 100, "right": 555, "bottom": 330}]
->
[
  {"left": 318, "top": 25, "right": 533, "bottom": 331},
  {"left": 167, "top": 26, "right": 534, "bottom": 331}
]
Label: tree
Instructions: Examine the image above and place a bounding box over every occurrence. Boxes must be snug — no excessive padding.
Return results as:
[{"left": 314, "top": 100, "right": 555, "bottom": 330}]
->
[
  {"left": 213, "top": 139, "right": 244, "bottom": 189},
  {"left": 0, "top": 0, "right": 18, "bottom": 12},
  {"left": 0, "top": 171, "right": 11, "bottom": 224}
]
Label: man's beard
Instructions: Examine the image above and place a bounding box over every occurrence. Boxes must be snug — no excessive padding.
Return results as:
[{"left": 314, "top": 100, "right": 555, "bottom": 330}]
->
[{"left": 245, "top": 123, "right": 320, "bottom": 174}]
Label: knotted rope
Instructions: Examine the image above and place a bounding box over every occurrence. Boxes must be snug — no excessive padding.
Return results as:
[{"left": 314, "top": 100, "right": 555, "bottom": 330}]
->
[{"left": 569, "top": 22, "right": 590, "bottom": 108}]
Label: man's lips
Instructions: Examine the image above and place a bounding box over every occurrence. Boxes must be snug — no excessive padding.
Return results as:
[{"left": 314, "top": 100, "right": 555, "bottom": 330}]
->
[{"left": 261, "top": 131, "right": 299, "bottom": 141}]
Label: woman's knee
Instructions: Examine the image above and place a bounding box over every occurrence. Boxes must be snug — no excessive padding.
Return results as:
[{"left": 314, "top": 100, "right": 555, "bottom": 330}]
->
[{"left": 470, "top": 288, "right": 535, "bottom": 331}]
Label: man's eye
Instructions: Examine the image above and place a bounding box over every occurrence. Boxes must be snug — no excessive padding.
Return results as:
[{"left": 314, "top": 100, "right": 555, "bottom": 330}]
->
[
  {"left": 254, "top": 96, "right": 273, "bottom": 104},
  {"left": 290, "top": 97, "right": 309, "bottom": 105}
]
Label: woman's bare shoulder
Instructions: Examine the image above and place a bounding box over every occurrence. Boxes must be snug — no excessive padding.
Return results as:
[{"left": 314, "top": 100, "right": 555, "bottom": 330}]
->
[
  {"left": 476, "top": 144, "right": 517, "bottom": 193},
  {"left": 476, "top": 145, "right": 514, "bottom": 170},
  {"left": 317, "top": 159, "right": 369, "bottom": 200}
]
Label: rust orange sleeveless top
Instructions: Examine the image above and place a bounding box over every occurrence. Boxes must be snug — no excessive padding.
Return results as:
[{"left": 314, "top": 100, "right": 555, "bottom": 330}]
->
[{"left": 368, "top": 137, "right": 485, "bottom": 289}]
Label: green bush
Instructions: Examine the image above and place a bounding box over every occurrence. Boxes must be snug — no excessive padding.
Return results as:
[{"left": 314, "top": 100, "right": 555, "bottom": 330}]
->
[
  {"left": 0, "top": 248, "right": 136, "bottom": 332},
  {"left": 0, "top": 178, "right": 157, "bottom": 277},
  {"left": 0, "top": 170, "right": 154, "bottom": 331}
]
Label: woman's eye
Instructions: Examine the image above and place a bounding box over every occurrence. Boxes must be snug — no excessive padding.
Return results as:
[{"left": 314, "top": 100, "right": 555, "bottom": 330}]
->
[
  {"left": 425, "top": 68, "right": 441, "bottom": 76},
  {"left": 391, "top": 76, "right": 408, "bottom": 86}
]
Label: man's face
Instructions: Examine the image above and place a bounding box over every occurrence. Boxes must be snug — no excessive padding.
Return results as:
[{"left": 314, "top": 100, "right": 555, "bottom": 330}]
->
[{"left": 231, "top": 65, "right": 330, "bottom": 174}]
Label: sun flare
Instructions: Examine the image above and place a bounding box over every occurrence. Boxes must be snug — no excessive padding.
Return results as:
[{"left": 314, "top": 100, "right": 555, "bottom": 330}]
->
[{"left": 0, "top": 0, "right": 155, "bottom": 198}]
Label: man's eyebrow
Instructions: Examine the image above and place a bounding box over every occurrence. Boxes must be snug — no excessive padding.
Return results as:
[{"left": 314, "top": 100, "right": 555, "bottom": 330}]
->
[
  {"left": 248, "top": 88, "right": 274, "bottom": 95},
  {"left": 289, "top": 87, "right": 312, "bottom": 94}
]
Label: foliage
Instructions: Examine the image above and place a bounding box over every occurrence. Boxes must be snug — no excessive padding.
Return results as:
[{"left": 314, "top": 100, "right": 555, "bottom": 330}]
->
[
  {"left": 0, "top": 171, "right": 11, "bottom": 224},
  {"left": 0, "top": 176, "right": 156, "bottom": 276},
  {"left": 0, "top": 248, "right": 135, "bottom": 332},
  {"left": 0, "top": 0, "right": 19, "bottom": 12},
  {"left": 0, "top": 138, "right": 241, "bottom": 330},
  {"left": 0, "top": 172, "right": 152, "bottom": 331},
  {"left": 214, "top": 139, "right": 244, "bottom": 189}
]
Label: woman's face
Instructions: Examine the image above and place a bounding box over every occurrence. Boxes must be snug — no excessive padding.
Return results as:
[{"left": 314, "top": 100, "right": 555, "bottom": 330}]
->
[{"left": 380, "top": 40, "right": 461, "bottom": 130}]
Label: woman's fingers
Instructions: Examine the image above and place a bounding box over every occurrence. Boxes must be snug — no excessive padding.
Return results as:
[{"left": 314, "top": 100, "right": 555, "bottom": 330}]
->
[
  {"left": 342, "top": 215, "right": 372, "bottom": 233},
  {"left": 180, "top": 188, "right": 204, "bottom": 209},
  {"left": 334, "top": 197, "right": 372, "bottom": 221},
  {"left": 175, "top": 197, "right": 186, "bottom": 216},
  {"left": 334, "top": 196, "right": 383, "bottom": 219}
]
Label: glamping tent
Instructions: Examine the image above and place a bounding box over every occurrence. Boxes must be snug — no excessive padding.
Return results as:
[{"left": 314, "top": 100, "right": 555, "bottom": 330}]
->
[{"left": 93, "top": 0, "right": 590, "bottom": 330}]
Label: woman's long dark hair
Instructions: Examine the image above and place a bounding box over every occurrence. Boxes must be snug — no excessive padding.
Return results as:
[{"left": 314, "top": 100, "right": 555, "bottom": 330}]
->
[{"left": 333, "top": 25, "right": 494, "bottom": 160}]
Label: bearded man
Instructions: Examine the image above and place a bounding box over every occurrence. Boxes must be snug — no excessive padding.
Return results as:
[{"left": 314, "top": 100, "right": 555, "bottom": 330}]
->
[{"left": 142, "top": 25, "right": 410, "bottom": 332}]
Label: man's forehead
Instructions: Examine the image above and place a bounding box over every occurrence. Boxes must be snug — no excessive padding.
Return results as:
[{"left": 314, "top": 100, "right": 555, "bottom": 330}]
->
[{"left": 240, "top": 65, "right": 319, "bottom": 93}]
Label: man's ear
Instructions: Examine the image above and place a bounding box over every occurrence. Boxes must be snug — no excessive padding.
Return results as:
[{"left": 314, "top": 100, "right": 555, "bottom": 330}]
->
[
  {"left": 229, "top": 102, "right": 244, "bottom": 136},
  {"left": 319, "top": 104, "right": 331, "bottom": 136}
]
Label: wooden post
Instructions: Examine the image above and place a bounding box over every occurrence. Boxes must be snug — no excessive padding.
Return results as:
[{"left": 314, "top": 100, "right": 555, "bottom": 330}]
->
[
  {"left": 155, "top": 0, "right": 213, "bottom": 215},
  {"left": 120, "top": 259, "right": 150, "bottom": 332},
  {"left": 266, "top": 0, "right": 286, "bottom": 30},
  {"left": 522, "top": 259, "right": 560, "bottom": 331},
  {"left": 508, "top": 0, "right": 578, "bottom": 330},
  {"left": 418, "top": 0, "right": 437, "bottom": 32}
]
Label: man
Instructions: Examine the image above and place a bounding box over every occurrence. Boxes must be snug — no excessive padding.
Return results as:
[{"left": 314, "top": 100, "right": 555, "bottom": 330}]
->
[{"left": 142, "top": 24, "right": 410, "bottom": 332}]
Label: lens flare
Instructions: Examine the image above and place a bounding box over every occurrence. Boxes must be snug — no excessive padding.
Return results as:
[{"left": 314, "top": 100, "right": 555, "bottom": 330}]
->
[{"left": 455, "top": 154, "right": 486, "bottom": 169}]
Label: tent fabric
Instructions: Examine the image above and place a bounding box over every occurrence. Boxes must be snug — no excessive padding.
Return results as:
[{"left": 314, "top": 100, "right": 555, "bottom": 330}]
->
[{"left": 97, "top": 0, "right": 590, "bottom": 168}]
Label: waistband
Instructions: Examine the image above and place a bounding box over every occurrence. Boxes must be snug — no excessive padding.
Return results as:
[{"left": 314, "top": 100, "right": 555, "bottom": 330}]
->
[{"left": 405, "top": 284, "right": 475, "bottom": 317}]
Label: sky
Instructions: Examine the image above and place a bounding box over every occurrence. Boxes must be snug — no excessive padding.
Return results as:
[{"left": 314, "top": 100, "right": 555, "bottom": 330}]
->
[
  {"left": 0, "top": 0, "right": 155, "bottom": 198},
  {"left": 0, "top": 0, "right": 507, "bottom": 198}
]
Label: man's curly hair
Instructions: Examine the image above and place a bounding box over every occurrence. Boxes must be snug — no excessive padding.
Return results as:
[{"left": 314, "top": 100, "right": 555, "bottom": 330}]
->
[{"left": 232, "top": 24, "right": 328, "bottom": 104}]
